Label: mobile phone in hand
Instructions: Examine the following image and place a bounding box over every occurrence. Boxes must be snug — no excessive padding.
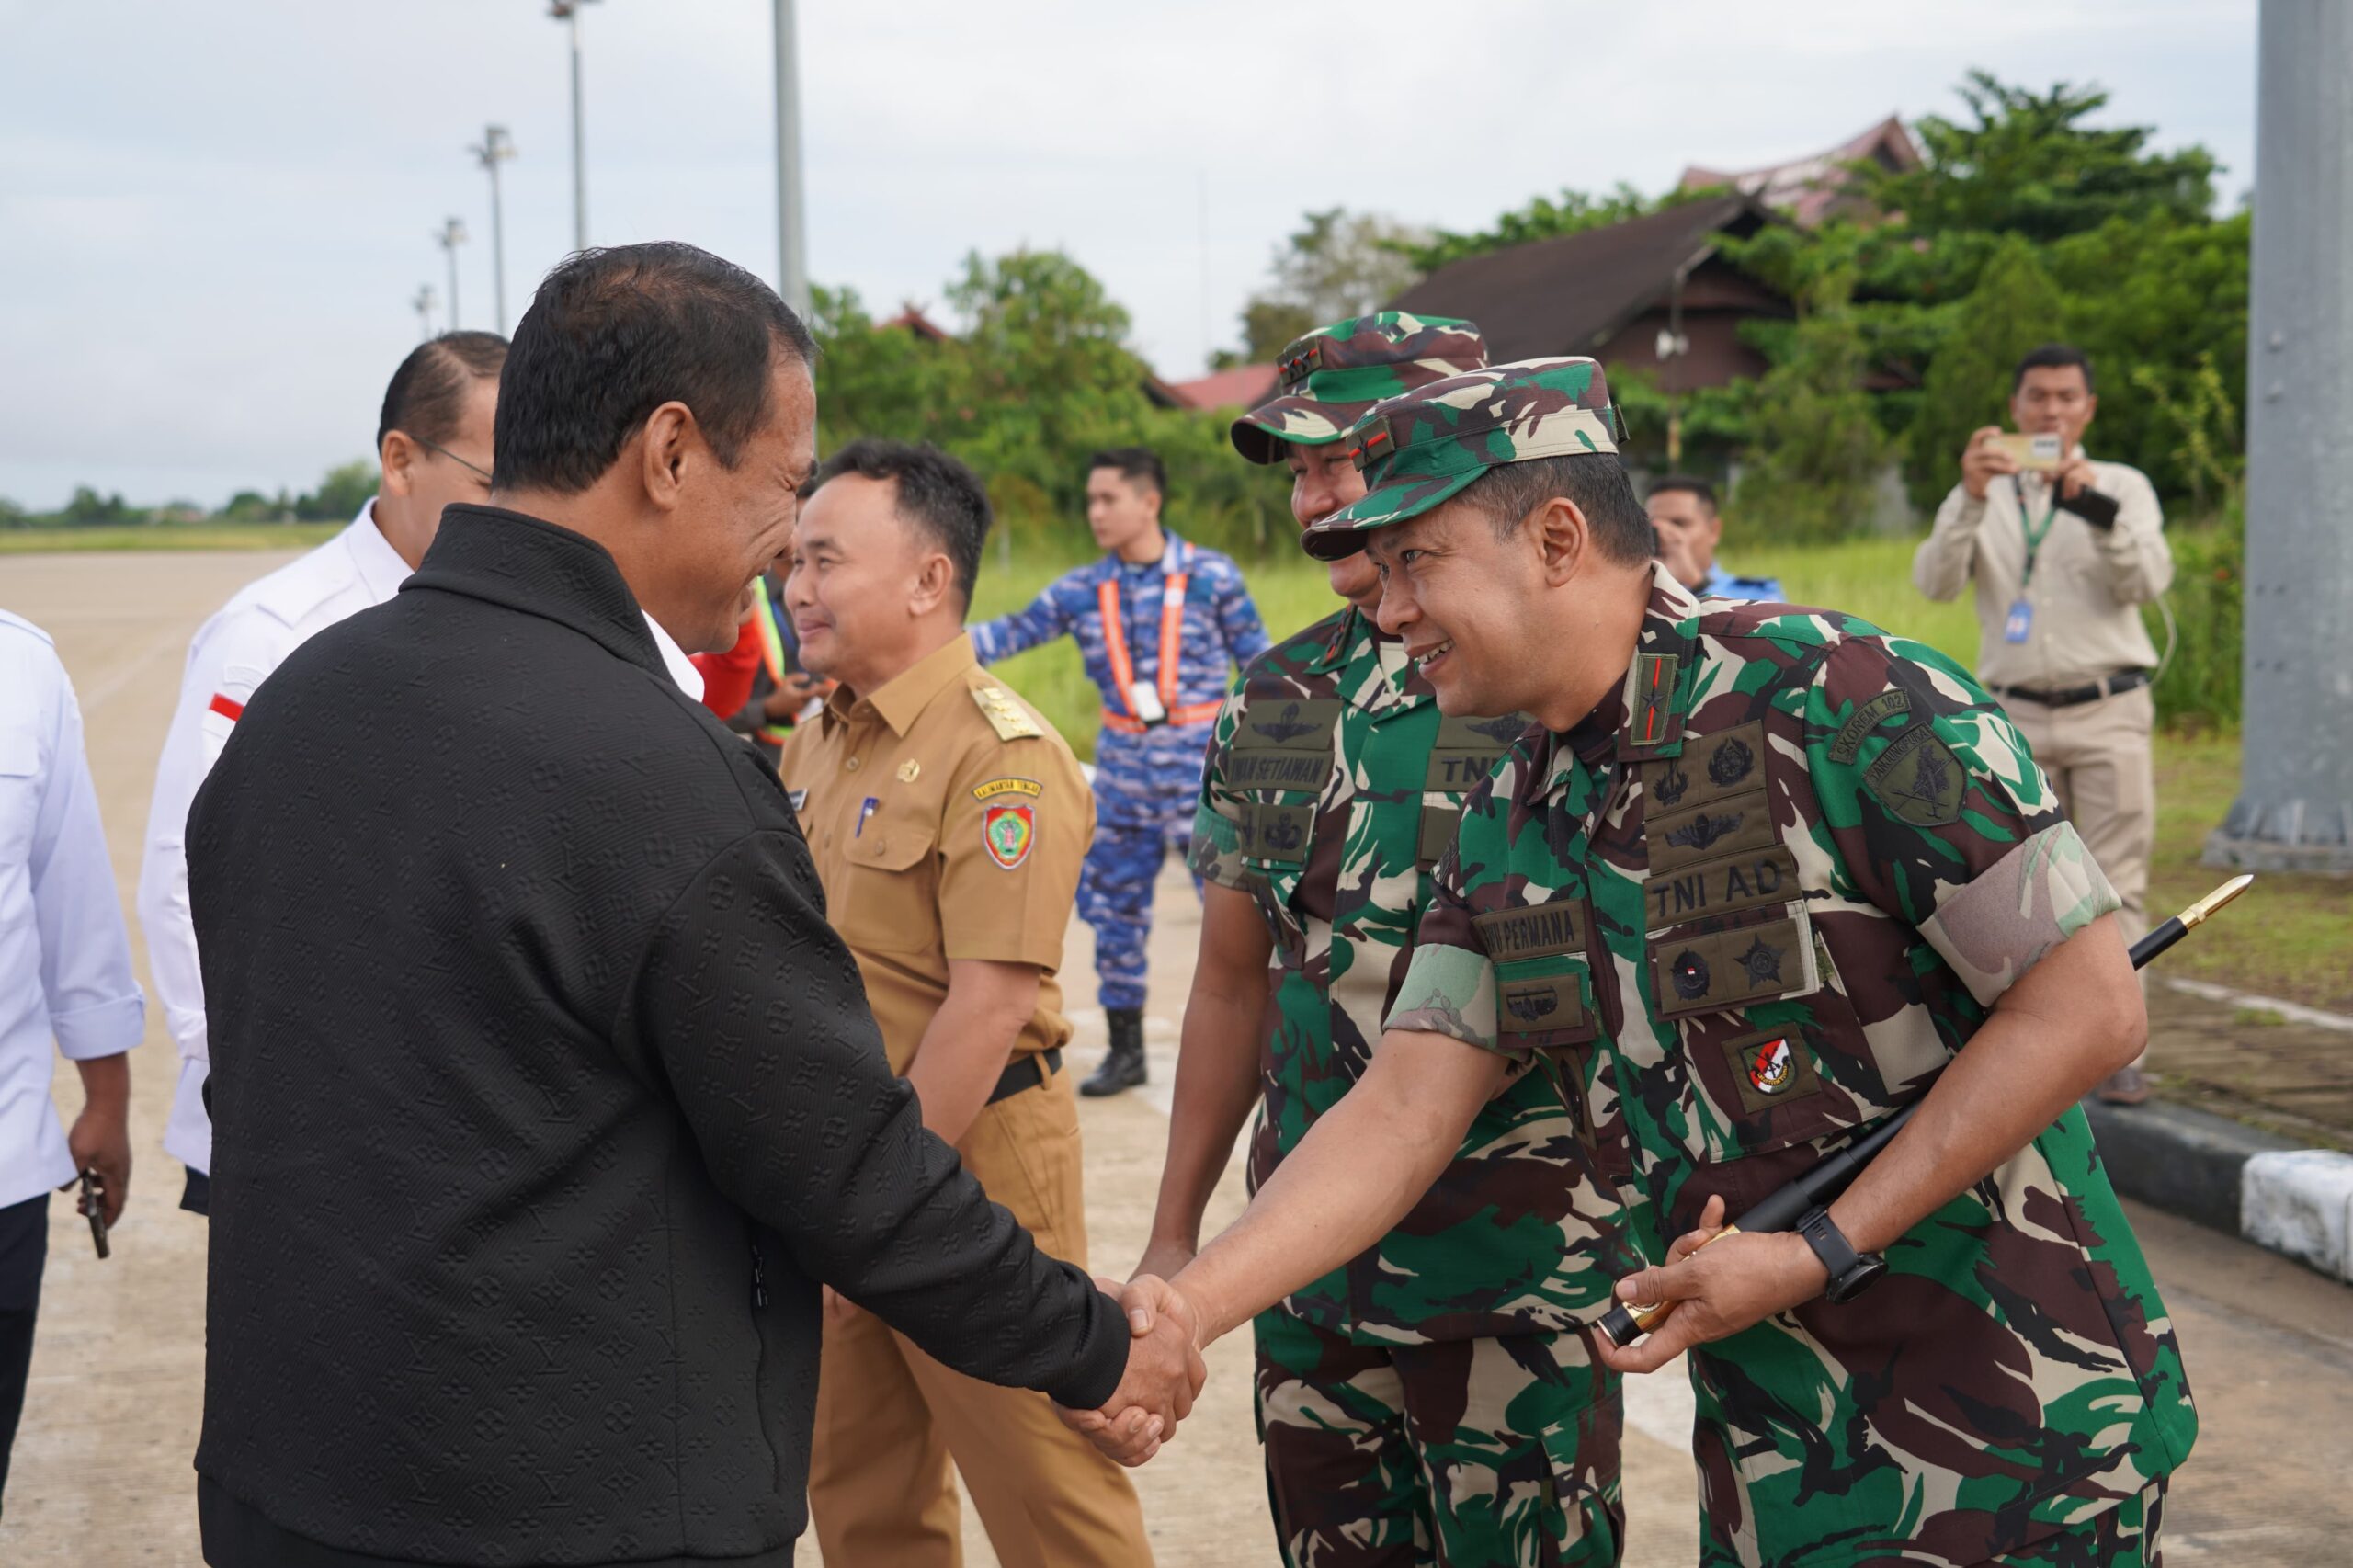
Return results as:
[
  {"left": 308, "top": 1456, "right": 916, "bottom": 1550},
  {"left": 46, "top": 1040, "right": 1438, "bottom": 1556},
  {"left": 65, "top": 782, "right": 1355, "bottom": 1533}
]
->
[{"left": 77, "top": 1168, "right": 109, "bottom": 1259}]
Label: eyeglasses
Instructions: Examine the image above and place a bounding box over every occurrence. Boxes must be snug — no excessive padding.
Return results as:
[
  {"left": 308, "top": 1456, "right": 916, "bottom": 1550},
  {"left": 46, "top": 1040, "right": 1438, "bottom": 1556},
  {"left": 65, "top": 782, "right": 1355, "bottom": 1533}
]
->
[{"left": 413, "top": 437, "right": 493, "bottom": 484}]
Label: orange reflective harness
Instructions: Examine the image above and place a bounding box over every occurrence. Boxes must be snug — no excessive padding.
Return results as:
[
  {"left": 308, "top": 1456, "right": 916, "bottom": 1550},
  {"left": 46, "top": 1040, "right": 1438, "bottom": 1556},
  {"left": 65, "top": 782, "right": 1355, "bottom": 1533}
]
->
[{"left": 1097, "top": 545, "right": 1220, "bottom": 734}]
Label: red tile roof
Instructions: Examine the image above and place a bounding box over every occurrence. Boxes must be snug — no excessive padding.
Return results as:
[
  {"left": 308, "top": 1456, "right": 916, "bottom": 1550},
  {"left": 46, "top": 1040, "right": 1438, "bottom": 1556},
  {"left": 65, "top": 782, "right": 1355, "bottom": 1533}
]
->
[
  {"left": 1679, "top": 115, "right": 1921, "bottom": 226},
  {"left": 1162, "top": 364, "right": 1279, "bottom": 412}
]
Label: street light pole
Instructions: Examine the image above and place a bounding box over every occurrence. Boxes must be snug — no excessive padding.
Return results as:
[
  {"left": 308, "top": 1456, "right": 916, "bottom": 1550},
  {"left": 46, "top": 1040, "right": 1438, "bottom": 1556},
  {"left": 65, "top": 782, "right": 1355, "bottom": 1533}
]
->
[
  {"left": 436, "top": 218, "right": 468, "bottom": 331},
  {"left": 772, "top": 0, "right": 810, "bottom": 318},
  {"left": 471, "top": 124, "right": 517, "bottom": 332},
  {"left": 2207, "top": 0, "right": 2353, "bottom": 870},
  {"left": 551, "top": 1, "right": 597, "bottom": 251},
  {"left": 412, "top": 284, "right": 437, "bottom": 343}
]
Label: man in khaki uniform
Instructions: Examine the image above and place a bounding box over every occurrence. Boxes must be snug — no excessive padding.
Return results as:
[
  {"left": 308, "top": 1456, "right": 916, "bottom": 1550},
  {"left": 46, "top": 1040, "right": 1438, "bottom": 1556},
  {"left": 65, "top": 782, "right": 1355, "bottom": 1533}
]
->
[
  {"left": 1914, "top": 342, "right": 2173, "bottom": 1103},
  {"left": 779, "top": 437, "right": 1153, "bottom": 1568}
]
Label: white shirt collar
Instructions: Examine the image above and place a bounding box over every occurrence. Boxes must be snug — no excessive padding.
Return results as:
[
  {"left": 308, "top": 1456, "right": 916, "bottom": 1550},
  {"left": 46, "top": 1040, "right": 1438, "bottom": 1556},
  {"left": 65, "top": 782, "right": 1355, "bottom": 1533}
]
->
[
  {"left": 347, "top": 497, "right": 415, "bottom": 603},
  {"left": 641, "top": 613, "right": 706, "bottom": 700}
]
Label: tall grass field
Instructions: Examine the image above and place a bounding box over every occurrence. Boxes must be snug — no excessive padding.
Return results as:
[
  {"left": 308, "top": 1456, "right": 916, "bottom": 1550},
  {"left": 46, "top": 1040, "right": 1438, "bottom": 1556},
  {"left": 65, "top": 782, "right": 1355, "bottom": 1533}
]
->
[{"left": 970, "top": 534, "right": 1983, "bottom": 763}]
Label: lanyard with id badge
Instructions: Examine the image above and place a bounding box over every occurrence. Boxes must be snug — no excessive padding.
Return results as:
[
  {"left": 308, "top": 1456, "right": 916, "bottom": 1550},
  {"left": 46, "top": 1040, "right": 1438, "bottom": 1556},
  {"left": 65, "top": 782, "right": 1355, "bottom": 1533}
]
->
[{"left": 2005, "top": 473, "right": 2060, "bottom": 644}]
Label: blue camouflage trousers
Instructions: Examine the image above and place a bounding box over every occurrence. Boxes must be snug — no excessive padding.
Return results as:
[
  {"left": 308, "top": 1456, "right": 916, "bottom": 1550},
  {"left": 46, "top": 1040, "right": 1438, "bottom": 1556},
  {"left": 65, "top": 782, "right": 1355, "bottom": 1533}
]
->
[{"left": 1081, "top": 723, "right": 1210, "bottom": 1011}]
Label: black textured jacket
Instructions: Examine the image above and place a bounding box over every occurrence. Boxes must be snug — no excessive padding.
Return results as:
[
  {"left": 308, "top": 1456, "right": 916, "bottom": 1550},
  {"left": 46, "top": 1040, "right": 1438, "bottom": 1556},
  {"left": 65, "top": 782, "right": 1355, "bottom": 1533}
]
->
[{"left": 188, "top": 506, "right": 1127, "bottom": 1567}]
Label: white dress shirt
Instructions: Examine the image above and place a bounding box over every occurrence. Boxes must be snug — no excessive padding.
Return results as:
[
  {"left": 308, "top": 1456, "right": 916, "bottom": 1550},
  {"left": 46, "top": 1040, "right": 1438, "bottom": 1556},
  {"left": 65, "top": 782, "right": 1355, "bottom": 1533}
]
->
[
  {"left": 0, "top": 611, "right": 146, "bottom": 1210},
  {"left": 642, "top": 612, "right": 707, "bottom": 700},
  {"left": 138, "top": 502, "right": 411, "bottom": 1174}
]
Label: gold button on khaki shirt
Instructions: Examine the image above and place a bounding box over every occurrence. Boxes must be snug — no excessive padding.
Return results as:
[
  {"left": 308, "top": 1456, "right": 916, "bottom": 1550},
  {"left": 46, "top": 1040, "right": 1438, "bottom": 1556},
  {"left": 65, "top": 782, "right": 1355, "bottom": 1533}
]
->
[{"left": 777, "top": 633, "right": 1091, "bottom": 1073}]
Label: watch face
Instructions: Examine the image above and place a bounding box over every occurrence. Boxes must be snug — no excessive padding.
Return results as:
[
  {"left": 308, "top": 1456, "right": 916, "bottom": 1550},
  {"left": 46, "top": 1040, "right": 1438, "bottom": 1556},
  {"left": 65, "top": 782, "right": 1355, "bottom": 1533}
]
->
[{"left": 1827, "top": 1255, "right": 1889, "bottom": 1305}]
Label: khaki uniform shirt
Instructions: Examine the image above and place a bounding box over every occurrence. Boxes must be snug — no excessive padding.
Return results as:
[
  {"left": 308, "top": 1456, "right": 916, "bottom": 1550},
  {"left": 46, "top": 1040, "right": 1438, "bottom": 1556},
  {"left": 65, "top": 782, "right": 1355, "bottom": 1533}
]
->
[
  {"left": 1913, "top": 449, "right": 2172, "bottom": 689},
  {"left": 778, "top": 634, "right": 1090, "bottom": 1072}
]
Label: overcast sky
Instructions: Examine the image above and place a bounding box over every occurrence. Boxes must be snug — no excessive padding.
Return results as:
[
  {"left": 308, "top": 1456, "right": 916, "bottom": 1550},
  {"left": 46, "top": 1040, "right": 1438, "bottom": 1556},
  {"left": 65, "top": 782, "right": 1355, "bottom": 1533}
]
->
[{"left": 0, "top": 0, "right": 2256, "bottom": 512}]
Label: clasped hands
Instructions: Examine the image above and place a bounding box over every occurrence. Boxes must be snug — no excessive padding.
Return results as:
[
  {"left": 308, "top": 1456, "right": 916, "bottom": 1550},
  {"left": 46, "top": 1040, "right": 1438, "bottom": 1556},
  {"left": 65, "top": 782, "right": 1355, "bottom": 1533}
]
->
[{"left": 1052, "top": 1272, "right": 1207, "bottom": 1466}]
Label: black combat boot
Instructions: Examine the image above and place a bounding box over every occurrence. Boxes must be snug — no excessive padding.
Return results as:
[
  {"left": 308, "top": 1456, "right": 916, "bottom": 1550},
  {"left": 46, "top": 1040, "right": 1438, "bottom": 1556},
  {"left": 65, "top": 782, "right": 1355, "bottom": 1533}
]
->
[{"left": 1080, "top": 1006, "right": 1148, "bottom": 1096}]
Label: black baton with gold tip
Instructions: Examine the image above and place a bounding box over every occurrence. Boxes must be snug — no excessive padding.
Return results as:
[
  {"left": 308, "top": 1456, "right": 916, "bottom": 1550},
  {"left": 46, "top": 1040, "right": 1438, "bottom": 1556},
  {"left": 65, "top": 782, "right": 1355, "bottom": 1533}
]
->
[{"left": 1597, "top": 874, "right": 2254, "bottom": 1351}]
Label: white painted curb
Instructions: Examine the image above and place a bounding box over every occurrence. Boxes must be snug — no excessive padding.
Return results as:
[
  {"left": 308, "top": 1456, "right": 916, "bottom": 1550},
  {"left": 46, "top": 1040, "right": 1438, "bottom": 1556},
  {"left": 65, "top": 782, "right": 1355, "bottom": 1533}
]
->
[{"left": 2241, "top": 1150, "right": 2353, "bottom": 1282}]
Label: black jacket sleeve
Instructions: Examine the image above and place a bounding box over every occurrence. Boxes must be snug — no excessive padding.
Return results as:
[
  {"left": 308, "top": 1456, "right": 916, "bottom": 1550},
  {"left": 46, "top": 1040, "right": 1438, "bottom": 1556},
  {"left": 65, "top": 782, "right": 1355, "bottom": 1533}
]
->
[{"left": 624, "top": 828, "right": 1129, "bottom": 1412}]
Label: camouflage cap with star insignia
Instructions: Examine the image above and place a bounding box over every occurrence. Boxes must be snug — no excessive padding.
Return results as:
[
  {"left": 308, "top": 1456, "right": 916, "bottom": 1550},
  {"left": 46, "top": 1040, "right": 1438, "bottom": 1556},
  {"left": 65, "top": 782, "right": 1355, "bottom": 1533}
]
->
[
  {"left": 1229, "top": 312, "right": 1488, "bottom": 466},
  {"left": 1300, "top": 356, "right": 1625, "bottom": 561}
]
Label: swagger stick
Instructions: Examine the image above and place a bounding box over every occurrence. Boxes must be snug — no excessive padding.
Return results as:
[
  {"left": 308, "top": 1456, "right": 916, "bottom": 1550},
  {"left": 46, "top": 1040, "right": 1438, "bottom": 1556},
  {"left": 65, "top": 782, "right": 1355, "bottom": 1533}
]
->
[{"left": 1599, "top": 874, "right": 2254, "bottom": 1350}]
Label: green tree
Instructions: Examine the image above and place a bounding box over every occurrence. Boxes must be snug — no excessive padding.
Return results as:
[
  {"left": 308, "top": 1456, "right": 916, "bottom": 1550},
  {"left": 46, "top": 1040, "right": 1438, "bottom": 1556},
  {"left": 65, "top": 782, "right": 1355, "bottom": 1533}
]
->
[
  {"left": 808, "top": 284, "right": 959, "bottom": 449},
  {"left": 1865, "top": 71, "right": 2218, "bottom": 245},
  {"left": 1400, "top": 182, "right": 1701, "bottom": 273},
  {"left": 1228, "top": 208, "right": 1428, "bottom": 360},
  {"left": 1902, "top": 235, "right": 2067, "bottom": 507},
  {"left": 296, "top": 460, "right": 378, "bottom": 521},
  {"left": 60, "top": 485, "right": 140, "bottom": 526},
  {"left": 1733, "top": 261, "right": 1890, "bottom": 542}
]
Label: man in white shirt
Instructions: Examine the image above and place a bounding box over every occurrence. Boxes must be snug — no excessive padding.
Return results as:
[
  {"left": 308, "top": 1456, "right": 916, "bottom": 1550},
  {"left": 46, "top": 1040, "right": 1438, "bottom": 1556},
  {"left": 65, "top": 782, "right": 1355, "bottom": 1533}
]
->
[
  {"left": 0, "top": 611, "right": 146, "bottom": 1506},
  {"left": 1914, "top": 342, "right": 2174, "bottom": 1104},
  {"left": 138, "top": 332, "right": 506, "bottom": 1210}
]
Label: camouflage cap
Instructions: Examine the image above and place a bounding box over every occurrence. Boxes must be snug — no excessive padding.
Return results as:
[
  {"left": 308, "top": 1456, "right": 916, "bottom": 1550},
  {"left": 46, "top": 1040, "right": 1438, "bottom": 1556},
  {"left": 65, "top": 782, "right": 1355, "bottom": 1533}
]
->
[
  {"left": 1229, "top": 312, "right": 1488, "bottom": 466},
  {"left": 1299, "top": 357, "right": 1622, "bottom": 560}
]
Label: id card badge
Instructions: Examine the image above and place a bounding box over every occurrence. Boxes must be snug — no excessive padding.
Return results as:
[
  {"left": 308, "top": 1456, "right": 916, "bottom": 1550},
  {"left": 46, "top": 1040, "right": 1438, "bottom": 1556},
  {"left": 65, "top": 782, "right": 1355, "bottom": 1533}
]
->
[
  {"left": 2003, "top": 598, "right": 2033, "bottom": 644},
  {"left": 1128, "top": 682, "right": 1168, "bottom": 724}
]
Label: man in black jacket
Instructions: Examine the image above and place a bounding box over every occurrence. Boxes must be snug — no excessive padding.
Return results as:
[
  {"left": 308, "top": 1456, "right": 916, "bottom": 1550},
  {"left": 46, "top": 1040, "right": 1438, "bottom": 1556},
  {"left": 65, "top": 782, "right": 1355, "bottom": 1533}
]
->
[{"left": 187, "top": 242, "right": 1196, "bottom": 1568}]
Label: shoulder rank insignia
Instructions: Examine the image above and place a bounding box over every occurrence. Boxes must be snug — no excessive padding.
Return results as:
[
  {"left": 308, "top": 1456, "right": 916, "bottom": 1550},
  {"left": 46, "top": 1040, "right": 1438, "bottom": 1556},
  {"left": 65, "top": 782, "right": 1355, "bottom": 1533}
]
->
[{"left": 970, "top": 685, "right": 1041, "bottom": 741}]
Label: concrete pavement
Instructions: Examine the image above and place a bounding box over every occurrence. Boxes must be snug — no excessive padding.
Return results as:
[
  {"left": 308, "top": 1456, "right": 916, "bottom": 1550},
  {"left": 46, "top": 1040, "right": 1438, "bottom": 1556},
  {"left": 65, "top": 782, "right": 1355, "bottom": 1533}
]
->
[{"left": 6, "top": 548, "right": 2350, "bottom": 1565}]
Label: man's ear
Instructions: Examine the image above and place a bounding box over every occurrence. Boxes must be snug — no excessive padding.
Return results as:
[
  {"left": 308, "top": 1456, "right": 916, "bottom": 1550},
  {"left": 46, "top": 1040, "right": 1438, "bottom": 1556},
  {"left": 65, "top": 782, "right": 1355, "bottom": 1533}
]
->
[
  {"left": 639, "top": 401, "right": 697, "bottom": 509},
  {"left": 908, "top": 550, "right": 954, "bottom": 618},
  {"left": 379, "top": 432, "right": 417, "bottom": 499},
  {"left": 1531, "top": 495, "right": 1590, "bottom": 586},
  {"left": 2080, "top": 392, "right": 2098, "bottom": 432}
]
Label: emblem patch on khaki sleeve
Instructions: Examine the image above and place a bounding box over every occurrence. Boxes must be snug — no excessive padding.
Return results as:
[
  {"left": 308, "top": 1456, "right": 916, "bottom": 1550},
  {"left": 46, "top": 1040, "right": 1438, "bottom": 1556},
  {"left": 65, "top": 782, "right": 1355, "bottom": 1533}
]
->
[
  {"left": 1864, "top": 723, "right": 1965, "bottom": 826},
  {"left": 983, "top": 802, "right": 1035, "bottom": 869}
]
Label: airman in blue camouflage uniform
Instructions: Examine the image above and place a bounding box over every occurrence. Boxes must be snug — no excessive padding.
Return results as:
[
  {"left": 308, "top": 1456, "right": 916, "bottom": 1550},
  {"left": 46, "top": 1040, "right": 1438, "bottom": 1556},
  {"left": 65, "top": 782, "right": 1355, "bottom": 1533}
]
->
[{"left": 970, "top": 447, "right": 1267, "bottom": 1094}]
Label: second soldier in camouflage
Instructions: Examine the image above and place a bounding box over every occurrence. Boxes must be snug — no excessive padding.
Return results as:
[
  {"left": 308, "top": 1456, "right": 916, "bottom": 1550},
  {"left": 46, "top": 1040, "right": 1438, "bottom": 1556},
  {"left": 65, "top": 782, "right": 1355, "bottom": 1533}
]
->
[{"left": 1142, "top": 315, "right": 1627, "bottom": 1567}]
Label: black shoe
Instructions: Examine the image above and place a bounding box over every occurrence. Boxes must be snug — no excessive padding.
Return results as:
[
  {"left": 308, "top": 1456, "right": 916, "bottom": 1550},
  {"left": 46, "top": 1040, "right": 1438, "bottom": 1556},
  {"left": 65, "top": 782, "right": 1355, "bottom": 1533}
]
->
[{"left": 1081, "top": 1007, "right": 1148, "bottom": 1097}]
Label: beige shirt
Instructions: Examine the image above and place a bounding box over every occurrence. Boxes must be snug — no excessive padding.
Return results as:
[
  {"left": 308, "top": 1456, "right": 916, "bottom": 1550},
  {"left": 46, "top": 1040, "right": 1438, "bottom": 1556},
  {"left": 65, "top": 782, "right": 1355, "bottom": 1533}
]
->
[
  {"left": 777, "top": 633, "right": 1091, "bottom": 1073},
  {"left": 1914, "top": 449, "right": 2172, "bottom": 689}
]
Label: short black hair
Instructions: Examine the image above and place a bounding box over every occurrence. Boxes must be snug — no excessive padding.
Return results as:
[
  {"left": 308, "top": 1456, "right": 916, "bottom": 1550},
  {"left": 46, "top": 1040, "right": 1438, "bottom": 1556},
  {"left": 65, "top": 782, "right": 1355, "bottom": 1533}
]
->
[
  {"left": 1460, "top": 453, "right": 1654, "bottom": 567},
  {"left": 813, "top": 438, "right": 993, "bottom": 610},
  {"left": 1646, "top": 473, "right": 1718, "bottom": 512},
  {"left": 1089, "top": 447, "right": 1166, "bottom": 499},
  {"left": 493, "top": 243, "right": 819, "bottom": 495},
  {"left": 377, "top": 331, "right": 507, "bottom": 452},
  {"left": 2014, "top": 343, "right": 2096, "bottom": 394}
]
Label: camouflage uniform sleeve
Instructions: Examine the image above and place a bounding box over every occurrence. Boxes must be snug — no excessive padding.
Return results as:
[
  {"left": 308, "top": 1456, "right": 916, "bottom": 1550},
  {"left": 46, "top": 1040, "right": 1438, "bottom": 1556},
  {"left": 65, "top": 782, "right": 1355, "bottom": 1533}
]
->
[
  {"left": 1805, "top": 634, "right": 2120, "bottom": 1007},
  {"left": 1382, "top": 787, "right": 1506, "bottom": 1056},
  {"left": 1185, "top": 684, "right": 1255, "bottom": 891}
]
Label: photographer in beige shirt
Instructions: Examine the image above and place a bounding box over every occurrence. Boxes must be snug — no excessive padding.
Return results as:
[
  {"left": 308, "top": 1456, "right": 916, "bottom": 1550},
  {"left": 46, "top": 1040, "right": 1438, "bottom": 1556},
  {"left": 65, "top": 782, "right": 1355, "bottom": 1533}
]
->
[{"left": 1915, "top": 343, "right": 2173, "bottom": 1105}]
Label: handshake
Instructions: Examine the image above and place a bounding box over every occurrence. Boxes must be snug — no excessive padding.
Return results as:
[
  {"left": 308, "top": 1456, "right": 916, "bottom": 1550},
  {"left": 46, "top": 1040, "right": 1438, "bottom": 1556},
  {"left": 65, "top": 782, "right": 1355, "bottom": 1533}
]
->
[{"left": 1056, "top": 1273, "right": 1208, "bottom": 1466}]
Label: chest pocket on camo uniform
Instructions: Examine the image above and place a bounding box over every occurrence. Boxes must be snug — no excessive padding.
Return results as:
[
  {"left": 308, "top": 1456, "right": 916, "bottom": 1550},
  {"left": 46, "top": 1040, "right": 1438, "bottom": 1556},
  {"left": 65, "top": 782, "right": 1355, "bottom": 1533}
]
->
[
  {"left": 1227, "top": 695, "right": 1339, "bottom": 931},
  {"left": 1639, "top": 720, "right": 1853, "bottom": 1165},
  {"left": 1418, "top": 711, "right": 1529, "bottom": 869}
]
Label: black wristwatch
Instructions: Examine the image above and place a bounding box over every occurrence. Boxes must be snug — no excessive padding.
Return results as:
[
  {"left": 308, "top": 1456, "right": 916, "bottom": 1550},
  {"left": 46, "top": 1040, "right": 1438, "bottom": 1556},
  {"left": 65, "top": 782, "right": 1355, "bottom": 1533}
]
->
[{"left": 1796, "top": 1205, "right": 1887, "bottom": 1304}]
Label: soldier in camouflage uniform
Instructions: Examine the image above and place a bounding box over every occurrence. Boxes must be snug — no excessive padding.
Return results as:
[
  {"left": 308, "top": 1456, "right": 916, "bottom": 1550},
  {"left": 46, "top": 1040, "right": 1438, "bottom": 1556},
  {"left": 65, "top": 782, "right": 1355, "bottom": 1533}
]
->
[
  {"left": 1142, "top": 316, "right": 1626, "bottom": 1567},
  {"left": 1109, "top": 358, "right": 2192, "bottom": 1567}
]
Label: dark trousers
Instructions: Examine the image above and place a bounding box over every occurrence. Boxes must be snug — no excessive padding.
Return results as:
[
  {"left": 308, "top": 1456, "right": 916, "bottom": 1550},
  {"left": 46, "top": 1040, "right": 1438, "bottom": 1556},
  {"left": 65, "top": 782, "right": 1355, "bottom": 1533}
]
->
[{"left": 0, "top": 1193, "right": 49, "bottom": 1513}]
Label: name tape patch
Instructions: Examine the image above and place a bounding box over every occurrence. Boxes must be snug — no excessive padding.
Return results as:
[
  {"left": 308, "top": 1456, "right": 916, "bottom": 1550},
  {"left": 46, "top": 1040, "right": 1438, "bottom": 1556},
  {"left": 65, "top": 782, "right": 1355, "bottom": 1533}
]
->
[{"left": 1473, "top": 899, "right": 1589, "bottom": 961}]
